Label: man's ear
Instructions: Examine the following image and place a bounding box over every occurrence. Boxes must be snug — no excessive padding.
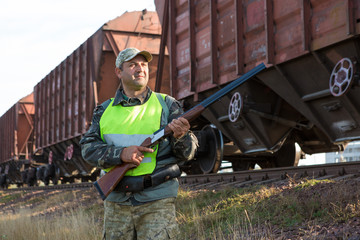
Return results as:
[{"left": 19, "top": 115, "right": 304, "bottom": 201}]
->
[{"left": 115, "top": 67, "right": 122, "bottom": 78}]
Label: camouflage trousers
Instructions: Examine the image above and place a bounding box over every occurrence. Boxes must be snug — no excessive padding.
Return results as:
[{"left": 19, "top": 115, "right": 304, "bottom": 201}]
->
[{"left": 103, "top": 197, "right": 179, "bottom": 240}]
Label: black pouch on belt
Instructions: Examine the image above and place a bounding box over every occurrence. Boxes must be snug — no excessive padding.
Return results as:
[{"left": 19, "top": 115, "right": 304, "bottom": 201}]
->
[
  {"left": 115, "top": 176, "right": 145, "bottom": 192},
  {"left": 114, "top": 164, "right": 181, "bottom": 192},
  {"left": 151, "top": 164, "right": 181, "bottom": 187}
]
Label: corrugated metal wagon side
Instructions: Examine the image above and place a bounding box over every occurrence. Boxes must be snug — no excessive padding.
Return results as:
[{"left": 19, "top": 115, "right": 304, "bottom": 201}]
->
[
  {"left": 33, "top": 10, "right": 169, "bottom": 183},
  {"left": 155, "top": 0, "right": 360, "bottom": 173},
  {"left": 0, "top": 93, "right": 34, "bottom": 187}
]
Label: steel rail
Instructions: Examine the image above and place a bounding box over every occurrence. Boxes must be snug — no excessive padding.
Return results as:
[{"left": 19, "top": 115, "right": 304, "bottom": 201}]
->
[{"left": 2, "top": 161, "right": 360, "bottom": 193}]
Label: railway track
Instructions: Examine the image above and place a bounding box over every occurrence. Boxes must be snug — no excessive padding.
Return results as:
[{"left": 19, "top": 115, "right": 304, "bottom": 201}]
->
[
  {"left": 2, "top": 161, "right": 360, "bottom": 193},
  {"left": 3, "top": 182, "right": 94, "bottom": 192},
  {"left": 179, "top": 161, "right": 360, "bottom": 191}
]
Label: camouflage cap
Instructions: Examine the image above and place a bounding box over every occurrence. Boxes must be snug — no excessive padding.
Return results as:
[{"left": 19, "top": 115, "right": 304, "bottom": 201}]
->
[{"left": 115, "top": 47, "right": 153, "bottom": 68}]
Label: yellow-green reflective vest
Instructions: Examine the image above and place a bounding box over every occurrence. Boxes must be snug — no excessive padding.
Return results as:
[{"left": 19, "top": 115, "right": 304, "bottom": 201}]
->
[{"left": 100, "top": 93, "right": 165, "bottom": 176}]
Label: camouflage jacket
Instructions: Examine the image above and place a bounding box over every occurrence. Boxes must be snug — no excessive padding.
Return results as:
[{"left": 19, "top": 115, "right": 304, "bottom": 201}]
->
[{"left": 79, "top": 87, "right": 198, "bottom": 203}]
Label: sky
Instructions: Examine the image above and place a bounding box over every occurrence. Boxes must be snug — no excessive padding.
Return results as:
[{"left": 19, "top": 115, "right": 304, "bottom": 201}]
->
[{"left": 0, "top": 0, "right": 156, "bottom": 116}]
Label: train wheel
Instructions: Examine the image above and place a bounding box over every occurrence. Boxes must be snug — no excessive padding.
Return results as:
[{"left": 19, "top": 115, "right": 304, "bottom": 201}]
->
[
  {"left": 232, "top": 161, "right": 255, "bottom": 171},
  {"left": 180, "top": 161, "right": 203, "bottom": 175},
  {"left": 197, "top": 125, "right": 223, "bottom": 174},
  {"left": 81, "top": 176, "right": 90, "bottom": 182},
  {"left": 274, "top": 141, "right": 301, "bottom": 167},
  {"left": 257, "top": 160, "right": 276, "bottom": 169},
  {"left": 90, "top": 169, "right": 100, "bottom": 182},
  {"left": 90, "top": 175, "right": 97, "bottom": 182},
  {"left": 52, "top": 177, "right": 58, "bottom": 185},
  {"left": 0, "top": 174, "right": 8, "bottom": 189}
]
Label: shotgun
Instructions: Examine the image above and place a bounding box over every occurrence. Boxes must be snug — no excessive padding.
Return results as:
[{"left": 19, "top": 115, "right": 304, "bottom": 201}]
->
[{"left": 94, "top": 63, "right": 266, "bottom": 200}]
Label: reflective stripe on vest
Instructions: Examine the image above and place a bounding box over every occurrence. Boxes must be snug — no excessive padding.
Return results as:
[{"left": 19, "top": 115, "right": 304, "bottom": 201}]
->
[{"left": 100, "top": 92, "right": 165, "bottom": 176}]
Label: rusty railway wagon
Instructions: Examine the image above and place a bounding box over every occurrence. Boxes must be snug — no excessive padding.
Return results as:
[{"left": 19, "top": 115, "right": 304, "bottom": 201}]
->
[
  {"left": 0, "top": 93, "right": 34, "bottom": 188},
  {"left": 0, "top": 10, "right": 170, "bottom": 187},
  {"left": 154, "top": 0, "right": 360, "bottom": 173}
]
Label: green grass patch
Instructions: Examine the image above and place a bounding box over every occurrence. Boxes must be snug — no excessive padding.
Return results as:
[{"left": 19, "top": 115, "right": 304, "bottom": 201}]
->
[{"left": 0, "top": 192, "right": 23, "bottom": 204}]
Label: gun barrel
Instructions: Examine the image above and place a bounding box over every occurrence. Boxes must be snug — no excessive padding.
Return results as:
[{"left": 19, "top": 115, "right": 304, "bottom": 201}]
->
[{"left": 200, "top": 63, "right": 266, "bottom": 108}]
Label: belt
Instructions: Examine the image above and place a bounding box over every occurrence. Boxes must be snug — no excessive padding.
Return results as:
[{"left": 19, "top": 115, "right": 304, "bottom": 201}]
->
[{"left": 114, "top": 164, "right": 181, "bottom": 193}]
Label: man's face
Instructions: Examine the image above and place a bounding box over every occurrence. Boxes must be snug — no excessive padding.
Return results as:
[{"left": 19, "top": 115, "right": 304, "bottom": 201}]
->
[{"left": 116, "top": 55, "right": 149, "bottom": 91}]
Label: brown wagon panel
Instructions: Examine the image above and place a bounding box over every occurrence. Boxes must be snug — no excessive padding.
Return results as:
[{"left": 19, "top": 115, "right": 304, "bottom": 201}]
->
[
  {"left": 17, "top": 104, "right": 34, "bottom": 156},
  {"left": 0, "top": 107, "right": 16, "bottom": 163},
  {"left": 157, "top": 0, "right": 360, "bottom": 95},
  {"left": 103, "top": 11, "right": 162, "bottom": 35},
  {"left": 244, "top": 0, "right": 265, "bottom": 30},
  {"left": 106, "top": 34, "right": 162, "bottom": 55},
  {"left": 0, "top": 93, "right": 34, "bottom": 164},
  {"left": 311, "top": 0, "right": 349, "bottom": 50}
]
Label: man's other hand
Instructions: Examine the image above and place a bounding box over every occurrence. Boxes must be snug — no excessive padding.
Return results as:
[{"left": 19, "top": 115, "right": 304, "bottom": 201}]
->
[{"left": 120, "top": 146, "right": 154, "bottom": 165}]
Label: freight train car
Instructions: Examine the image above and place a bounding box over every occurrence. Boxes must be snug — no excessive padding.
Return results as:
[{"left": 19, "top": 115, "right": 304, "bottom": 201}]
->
[
  {"left": 29, "top": 10, "right": 170, "bottom": 185},
  {"left": 154, "top": 0, "right": 360, "bottom": 173},
  {"left": 0, "top": 93, "right": 34, "bottom": 187}
]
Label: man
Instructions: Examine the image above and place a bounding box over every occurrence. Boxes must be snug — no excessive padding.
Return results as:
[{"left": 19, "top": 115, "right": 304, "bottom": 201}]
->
[{"left": 80, "top": 47, "right": 198, "bottom": 240}]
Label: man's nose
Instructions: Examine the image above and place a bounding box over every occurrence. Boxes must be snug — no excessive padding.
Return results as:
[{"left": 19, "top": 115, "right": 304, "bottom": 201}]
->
[{"left": 135, "top": 64, "right": 144, "bottom": 72}]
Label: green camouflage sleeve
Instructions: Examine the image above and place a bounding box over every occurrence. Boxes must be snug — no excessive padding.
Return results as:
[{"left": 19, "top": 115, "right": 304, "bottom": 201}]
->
[
  {"left": 79, "top": 100, "right": 124, "bottom": 169},
  {"left": 166, "top": 96, "right": 198, "bottom": 161}
]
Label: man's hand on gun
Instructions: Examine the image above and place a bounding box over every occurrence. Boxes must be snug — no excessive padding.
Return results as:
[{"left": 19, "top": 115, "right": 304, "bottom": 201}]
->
[{"left": 168, "top": 117, "right": 190, "bottom": 139}]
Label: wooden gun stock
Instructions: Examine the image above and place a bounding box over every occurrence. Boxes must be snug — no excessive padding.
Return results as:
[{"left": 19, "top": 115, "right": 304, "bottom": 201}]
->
[
  {"left": 93, "top": 162, "right": 136, "bottom": 200},
  {"left": 93, "top": 63, "right": 266, "bottom": 200}
]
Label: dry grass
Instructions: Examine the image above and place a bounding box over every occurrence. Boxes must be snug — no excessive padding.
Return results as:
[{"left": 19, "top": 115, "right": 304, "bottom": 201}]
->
[
  {"left": 0, "top": 208, "right": 101, "bottom": 240},
  {"left": 1, "top": 178, "right": 360, "bottom": 239},
  {"left": 0, "top": 189, "right": 103, "bottom": 240},
  {"left": 175, "top": 178, "right": 360, "bottom": 239}
]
